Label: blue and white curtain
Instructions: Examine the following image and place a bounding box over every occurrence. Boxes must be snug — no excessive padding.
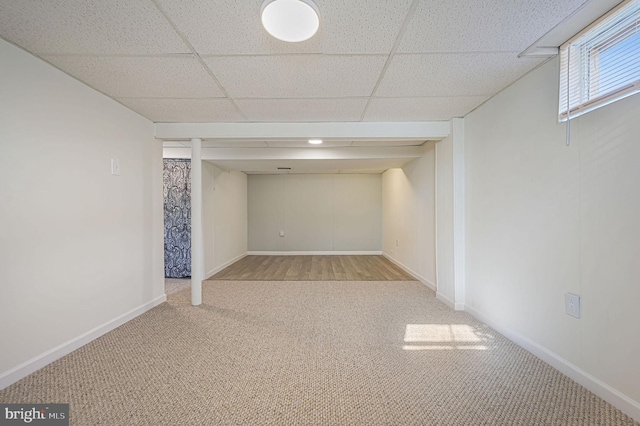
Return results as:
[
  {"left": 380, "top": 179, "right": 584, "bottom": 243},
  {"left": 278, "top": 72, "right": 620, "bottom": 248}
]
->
[{"left": 163, "top": 159, "right": 191, "bottom": 278}]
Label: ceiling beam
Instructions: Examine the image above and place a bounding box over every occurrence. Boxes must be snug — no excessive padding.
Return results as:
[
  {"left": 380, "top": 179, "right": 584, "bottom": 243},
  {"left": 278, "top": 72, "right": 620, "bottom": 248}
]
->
[
  {"left": 162, "top": 146, "right": 425, "bottom": 161},
  {"left": 154, "top": 121, "right": 450, "bottom": 141}
]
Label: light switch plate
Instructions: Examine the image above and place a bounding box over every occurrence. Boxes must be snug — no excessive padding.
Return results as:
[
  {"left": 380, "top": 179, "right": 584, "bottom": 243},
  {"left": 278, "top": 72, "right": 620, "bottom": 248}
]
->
[
  {"left": 565, "top": 293, "right": 581, "bottom": 318},
  {"left": 111, "top": 158, "right": 120, "bottom": 176}
]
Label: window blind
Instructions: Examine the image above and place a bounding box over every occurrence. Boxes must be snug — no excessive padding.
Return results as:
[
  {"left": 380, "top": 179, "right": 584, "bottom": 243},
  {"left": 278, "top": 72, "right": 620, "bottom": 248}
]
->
[{"left": 559, "top": 0, "right": 640, "bottom": 121}]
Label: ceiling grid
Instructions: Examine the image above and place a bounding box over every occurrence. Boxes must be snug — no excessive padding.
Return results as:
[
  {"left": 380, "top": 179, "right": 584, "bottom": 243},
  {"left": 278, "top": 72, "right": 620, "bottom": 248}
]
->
[
  {"left": 1, "top": 0, "right": 616, "bottom": 173},
  {"left": 0, "top": 0, "right": 593, "bottom": 124}
]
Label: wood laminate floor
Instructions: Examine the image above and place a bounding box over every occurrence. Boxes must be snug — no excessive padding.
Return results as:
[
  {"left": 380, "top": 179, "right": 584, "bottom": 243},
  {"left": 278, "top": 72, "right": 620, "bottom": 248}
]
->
[{"left": 209, "top": 255, "right": 417, "bottom": 281}]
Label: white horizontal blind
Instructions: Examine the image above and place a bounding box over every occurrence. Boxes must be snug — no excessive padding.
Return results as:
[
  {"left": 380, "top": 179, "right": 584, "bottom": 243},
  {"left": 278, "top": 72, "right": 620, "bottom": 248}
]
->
[{"left": 559, "top": 0, "right": 640, "bottom": 121}]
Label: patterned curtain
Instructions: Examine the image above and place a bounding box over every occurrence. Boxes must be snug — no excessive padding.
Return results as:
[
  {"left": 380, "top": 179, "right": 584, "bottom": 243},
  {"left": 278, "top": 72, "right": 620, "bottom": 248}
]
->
[{"left": 163, "top": 159, "right": 191, "bottom": 278}]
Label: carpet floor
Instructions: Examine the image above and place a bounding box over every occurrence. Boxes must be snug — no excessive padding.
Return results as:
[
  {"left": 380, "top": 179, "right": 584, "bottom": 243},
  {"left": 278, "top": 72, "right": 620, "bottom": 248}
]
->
[
  {"left": 0, "top": 281, "right": 637, "bottom": 425},
  {"left": 164, "top": 278, "right": 191, "bottom": 295}
]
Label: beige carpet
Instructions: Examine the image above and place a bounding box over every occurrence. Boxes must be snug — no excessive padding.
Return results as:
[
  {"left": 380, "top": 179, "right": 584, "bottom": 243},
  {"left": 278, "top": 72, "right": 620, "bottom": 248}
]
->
[
  {"left": 164, "top": 277, "right": 191, "bottom": 295},
  {"left": 0, "top": 281, "right": 637, "bottom": 425}
]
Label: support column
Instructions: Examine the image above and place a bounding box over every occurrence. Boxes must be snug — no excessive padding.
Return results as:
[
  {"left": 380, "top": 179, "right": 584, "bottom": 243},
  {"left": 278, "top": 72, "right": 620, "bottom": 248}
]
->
[
  {"left": 452, "top": 118, "right": 466, "bottom": 310},
  {"left": 191, "top": 138, "right": 203, "bottom": 306}
]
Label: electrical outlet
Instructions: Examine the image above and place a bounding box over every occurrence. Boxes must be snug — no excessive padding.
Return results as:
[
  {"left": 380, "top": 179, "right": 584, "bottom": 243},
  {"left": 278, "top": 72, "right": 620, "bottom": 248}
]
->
[
  {"left": 565, "top": 293, "right": 581, "bottom": 318},
  {"left": 395, "top": 239, "right": 399, "bottom": 247}
]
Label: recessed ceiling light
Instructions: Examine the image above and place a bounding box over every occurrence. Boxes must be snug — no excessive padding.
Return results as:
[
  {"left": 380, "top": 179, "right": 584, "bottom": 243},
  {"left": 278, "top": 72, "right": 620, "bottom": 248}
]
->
[
  {"left": 308, "top": 139, "right": 323, "bottom": 145},
  {"left": 261, "top": 0, "right": 320, "bottom": 43}
]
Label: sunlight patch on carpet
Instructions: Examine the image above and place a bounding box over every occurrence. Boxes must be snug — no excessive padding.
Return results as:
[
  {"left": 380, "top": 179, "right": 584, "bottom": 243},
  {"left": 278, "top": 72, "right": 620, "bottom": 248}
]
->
[{"left": 403, "top": 324, "right": 488, "bottom": 350}]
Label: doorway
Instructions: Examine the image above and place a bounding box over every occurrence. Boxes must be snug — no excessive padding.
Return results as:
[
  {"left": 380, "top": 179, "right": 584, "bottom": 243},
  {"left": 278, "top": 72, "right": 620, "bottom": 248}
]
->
[{"left": 163, "top": 159, "right": 191, "bottom": 278}]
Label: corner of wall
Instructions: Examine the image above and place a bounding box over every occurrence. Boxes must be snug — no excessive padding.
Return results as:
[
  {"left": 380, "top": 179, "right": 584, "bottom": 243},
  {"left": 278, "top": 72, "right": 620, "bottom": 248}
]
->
[
  {"left": 382, "top": 252, "right": 436, "bottom": 291},
  {"left": 206, "top": 252, "right": 248, "bottom": 279},
  {"left": 435, "top": 291, "right": 455, "bottom": 309}
]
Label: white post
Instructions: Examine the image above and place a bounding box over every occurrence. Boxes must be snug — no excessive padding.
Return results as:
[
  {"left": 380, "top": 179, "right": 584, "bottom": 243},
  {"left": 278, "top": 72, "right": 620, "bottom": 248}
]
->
[
  {"left": 191, "top": 138, "right": 203, "bottom": 306},
  {"left": 452, "top": 118, "right": 466, "bottom": 310}
]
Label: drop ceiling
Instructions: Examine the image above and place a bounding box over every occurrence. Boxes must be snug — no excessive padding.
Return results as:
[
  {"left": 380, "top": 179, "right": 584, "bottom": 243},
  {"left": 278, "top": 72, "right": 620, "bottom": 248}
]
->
[{"left": 0, "top": 0, "right": 610, "bottom": 173}]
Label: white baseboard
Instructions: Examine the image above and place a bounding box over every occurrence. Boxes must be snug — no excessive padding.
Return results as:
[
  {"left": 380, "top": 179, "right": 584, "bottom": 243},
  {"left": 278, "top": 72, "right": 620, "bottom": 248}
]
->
[
  {"left": 0, "top": 294, "right": 167, "bottom": 391},
  {"left": 465, "top": 305, "right": 640, "bottom": 423},
  {"left": 381, "top": 252, "right": 436, "bottom": 290},
  {"left": 206, "top": 252, "right": 248, "bottom": 279},
  {"left": 436, "top": 291, "right": 455, "bottom": 309},
  {"left": 247, "top": 251, "right": 382, "bottom": 256}
]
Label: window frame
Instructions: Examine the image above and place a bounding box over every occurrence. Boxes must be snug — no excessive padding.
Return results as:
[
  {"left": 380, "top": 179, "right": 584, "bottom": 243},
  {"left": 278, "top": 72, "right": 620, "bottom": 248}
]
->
[{"left": 558, "top": 0, "right": 640, "bottom": 122}]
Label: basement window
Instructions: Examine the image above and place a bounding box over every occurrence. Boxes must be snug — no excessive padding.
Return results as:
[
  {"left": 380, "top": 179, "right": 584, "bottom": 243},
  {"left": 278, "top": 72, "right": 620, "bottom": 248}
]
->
[{"left": 559, "top": 0, "right": 640, "bottom": 121}]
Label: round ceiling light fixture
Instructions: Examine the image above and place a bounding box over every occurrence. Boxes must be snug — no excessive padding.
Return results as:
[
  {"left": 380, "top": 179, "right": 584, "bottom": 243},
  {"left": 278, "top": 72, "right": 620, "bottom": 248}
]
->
[{"left": 261, "top": 0, "right": 320, "bottom": 42}]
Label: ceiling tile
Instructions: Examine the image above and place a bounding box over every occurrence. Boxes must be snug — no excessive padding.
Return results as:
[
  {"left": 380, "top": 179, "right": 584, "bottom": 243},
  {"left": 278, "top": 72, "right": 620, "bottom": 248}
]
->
[
  {"left": 204, "top": 55, "right": 387, "bottom": 98},
  {"left": 376, "top": 53, "right": 544, "bottom": 98},
  {"left": 236, "top": 98, "right": 368, "bottom": 122},
  {"left": 117, "top": 98, "right": 245, "bottom": 122},
  {"left": 398, "top": 0, "right": 589, "bottom": 53},
  {"left": 317, "top": 0, "right": 413, "bottom": 53},
  {"left": 363, "top": 96, "right": 490, "bottom": 121},
  {"left": 156, "top": 0, "right": 412, "bottom": 54},
  {"left": 0, "top": 0, "right": 189, "bottom": 55},
  {"left": 41, "top": 55, "right": 224, "bottom": 98}
]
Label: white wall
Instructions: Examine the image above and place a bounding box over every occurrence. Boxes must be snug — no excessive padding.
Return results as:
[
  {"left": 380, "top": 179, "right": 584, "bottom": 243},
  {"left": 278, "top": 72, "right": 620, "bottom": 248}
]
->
[
  {"left": 248, "top": 174, "right": 381, "bottom": 253},
  {"left": 464, "top": 56, "right": 640, "bottom": 418},
  {"left": 0, "top": 40, "right": 164, "bottom": 388},
  {"left": 381, "top": 144, "right": 436, "bottom": 287},
  {"left": 203, "top": 162, "right": 247, "bottom": 277}
]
